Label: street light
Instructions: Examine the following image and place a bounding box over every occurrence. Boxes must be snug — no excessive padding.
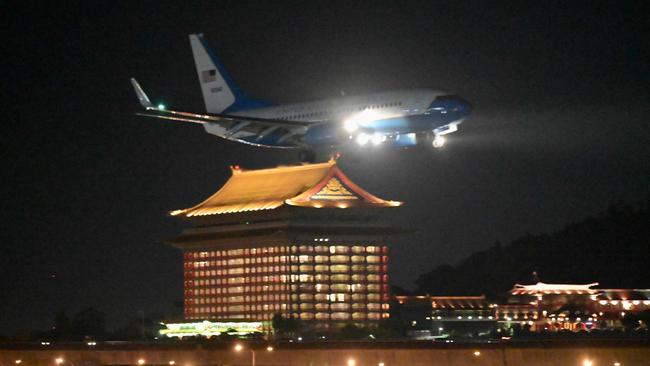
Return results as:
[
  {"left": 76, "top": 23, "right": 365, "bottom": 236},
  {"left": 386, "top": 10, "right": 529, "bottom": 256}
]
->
[
  {"left": 583, "top": 360, "right": 593, "bottom": 366},
  {"left": 137, "top": 359, "right": 145, "bottom": 365},
  {"left": 347, "top": 359, "right": 356, "bottom": 366},
  {"left": 55, "top": 358, "right": 64, "bottom": 365},
  {"left": 234, "top": 343, "right": 274, "bottom": 366}
]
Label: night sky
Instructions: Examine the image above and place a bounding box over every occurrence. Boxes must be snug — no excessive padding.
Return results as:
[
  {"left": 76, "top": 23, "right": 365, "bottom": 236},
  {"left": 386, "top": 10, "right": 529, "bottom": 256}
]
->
[{"left": 3, "top": 1, "right": 649, "bottom": 335}]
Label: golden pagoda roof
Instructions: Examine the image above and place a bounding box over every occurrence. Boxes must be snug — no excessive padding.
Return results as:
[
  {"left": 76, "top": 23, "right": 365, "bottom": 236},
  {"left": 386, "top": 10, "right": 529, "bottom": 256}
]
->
[{"left": 171, "top": 160, "right": 402, "bottom": 217}]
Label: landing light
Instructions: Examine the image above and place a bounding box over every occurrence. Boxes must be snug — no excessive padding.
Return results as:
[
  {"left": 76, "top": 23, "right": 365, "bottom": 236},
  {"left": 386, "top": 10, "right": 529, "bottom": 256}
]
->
[
  {"left": 371, "top": 133, "right": 385, "bottom": 145},
  {"left": 356, "top": 133, "right": 370, "bottom": 146},
  {"left": 343, "top": 119, "right": 359, "bottom": 132},
  {"left": 157, "top": 103, "right": 166, "bottom": 110},
  {"left": 432, "top": 135, "right": 445, "bottom": 148}
]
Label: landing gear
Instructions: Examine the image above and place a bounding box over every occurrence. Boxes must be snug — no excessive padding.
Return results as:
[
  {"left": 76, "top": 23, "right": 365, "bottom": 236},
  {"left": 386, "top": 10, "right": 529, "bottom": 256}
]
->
[
  {"left": 432, "top": 135, "right": 446, "bottom": 148},
  {"left": 298, "top": 149, "right": 316, "bottom": 163}
]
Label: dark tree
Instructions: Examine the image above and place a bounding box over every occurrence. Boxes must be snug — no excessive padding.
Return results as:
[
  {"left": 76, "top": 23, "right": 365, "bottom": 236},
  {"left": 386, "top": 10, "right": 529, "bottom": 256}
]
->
[
  {"left": 415, "top": 201, "right": 650, "bottom": 298},
  {"left": 71, "top": 307, "right": 107, "bottom": 340}
]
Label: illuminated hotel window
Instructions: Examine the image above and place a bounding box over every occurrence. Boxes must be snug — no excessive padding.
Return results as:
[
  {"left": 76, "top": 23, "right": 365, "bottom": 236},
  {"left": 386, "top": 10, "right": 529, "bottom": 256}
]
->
[
  {"left": 315, "top": 265, "right": 329, "bottom": 272},
  {"left": 332, "top": 312, "right": 351, "bottom": 320},
  {"left": 331, "top": 274, "right": 350, "bottom": 282},
  {"left": 331, "top": 255, "right": 349, "bottom": 263},
  {"left": 351, "top": 265, "right": 365, "bottom": 272},
  {"left": 367, "top": 265, "right": 380, "bottom": 272},
  {"left": 367, "top": 255, "right": 380, "bottom": 263},
  {"left": 351, "top": 255, "right": 365, "bottom": 263},
  {"left": 299, "top": 245, "right": 314, "bottom": 253},
  {"left": 331, "top": 265, "right": 349, "bottom": 273},
  {"left": 352, "top": 246, "right": 365, "bottom": 254},
  {"left": 299, "top": 255, "right": 313, "bottom": 263},
  {"left": 331, "top": 303, "right": 350, "bottom": 311},
  {"left": 331, "top": 284, "right": 350, "bottom": 292}
]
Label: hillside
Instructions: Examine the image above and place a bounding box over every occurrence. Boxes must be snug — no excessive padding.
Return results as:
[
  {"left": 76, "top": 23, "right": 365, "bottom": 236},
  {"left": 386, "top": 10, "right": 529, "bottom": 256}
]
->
[{"left": 414, "top": 201, "right": 650, "bottom": 299}]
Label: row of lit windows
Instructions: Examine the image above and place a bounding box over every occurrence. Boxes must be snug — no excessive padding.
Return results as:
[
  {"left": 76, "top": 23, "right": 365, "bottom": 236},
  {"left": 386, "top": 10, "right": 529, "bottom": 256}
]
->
[
  {"left": 187, "top": 284, "right": 286, "bottom": 294},
  {"left": 275, "top": 101, "right": 403, "bottom": 121},
  {"left": 187, "top": 255, "right": 387, "bottom": 269},
  {"left": 187, "top": 267, "right": 286, "bottom": 277},
  {"left": 187, "top": 313, "right": 277, "bottom": 321},
  {"left": 187, "top": 282, "right": 385, "bottom": 294},
  {"left": 293, "top": 246, "right": 386, "bottom": 254},
  {"left": 187, "top": 308, "right": 389, "bottom": 321},
  {"left": 186, "top": 267, "right": 387, "bottom": 284},
  {"left": 186, "top": 246, "right": 387, "bottom": 260},
  {"left": 187, "top": 301, "right": 387, "bottom": 312},
  {"left": 187, "top": 304, "right": 287, "bottom": 313},
  {"left": 187, "top": 271, "right": 388, "bottom": 283},
  {"left": 185, "top": 280, "right": 388, "bottom": 296},
  {"left": 188, "top": 292, "right": 384, "bottom": 304},
  {"left": 188, "top": 291, "right": 384, "bottom": 302}
]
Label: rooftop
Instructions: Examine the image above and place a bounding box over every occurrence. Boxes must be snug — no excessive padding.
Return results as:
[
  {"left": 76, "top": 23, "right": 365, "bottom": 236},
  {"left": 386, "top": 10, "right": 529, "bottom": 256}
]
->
[{"left": 171, "top": 160, "right": 402, "bottom": 217}]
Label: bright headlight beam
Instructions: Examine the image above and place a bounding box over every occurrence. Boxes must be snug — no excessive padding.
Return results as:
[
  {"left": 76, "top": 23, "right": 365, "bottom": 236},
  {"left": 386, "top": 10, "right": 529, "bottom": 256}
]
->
[
  {"left": 343, "top": 119, "right": 358, "bottom": 132},
  {"left": 371, "top": 133, "right": 384, "bottom": 145},
  {"left": 356, "top": 133, "right": 370, "bottom": 146},
  {"left": 432, "top": 135, "right": 445, "bottom": 148}
]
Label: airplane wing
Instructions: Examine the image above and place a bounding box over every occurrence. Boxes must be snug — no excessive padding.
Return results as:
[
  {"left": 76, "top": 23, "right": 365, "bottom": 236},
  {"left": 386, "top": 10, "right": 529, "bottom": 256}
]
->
[{"left": 130, "top": 78, "right": 310, "bottom": 146}]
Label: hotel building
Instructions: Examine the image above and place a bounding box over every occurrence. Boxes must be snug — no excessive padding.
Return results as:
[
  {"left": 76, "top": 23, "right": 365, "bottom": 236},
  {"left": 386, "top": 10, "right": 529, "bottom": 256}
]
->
[{"left": 167, "top": 160, "right": 402, "bottom": 331}]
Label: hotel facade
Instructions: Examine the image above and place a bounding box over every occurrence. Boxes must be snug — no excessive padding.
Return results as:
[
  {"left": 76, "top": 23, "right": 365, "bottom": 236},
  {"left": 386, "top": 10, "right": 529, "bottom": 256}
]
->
[{"left": 166, "top": 161, "right": 402, "bottom": 332}]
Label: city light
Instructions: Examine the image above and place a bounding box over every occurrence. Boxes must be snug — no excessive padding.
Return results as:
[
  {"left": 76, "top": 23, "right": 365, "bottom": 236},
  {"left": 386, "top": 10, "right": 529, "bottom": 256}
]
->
[
  {"left": 55, "top": 358, "right": 64, "bottom": 365},
  {"left": 168, "top": 361, "right": 175, "bottom": 365},
  {"left": 266, "top": 346, "right": 274, "bottom": 352},
  {"left": 15, "top": 360, "right": 22, "bottom": 364},
  {"left": 234, "top": 344, "right": 244, "bottom": 352},
  {"left": 613, "top": 363, "right": 621, "bottom": 366},
  {"left": 583, "top": 360, "right": 593, "bottom": 366},
  {"left": 347, "top": 359, "right": 356, "bottom": 366},
  {"left": 378, "top": 363, "right": 385, "bottom": 366},
  {"left": 473, "top": 351, "right": 481, "bottom": 357},
  {"left": 137, "top": 359, "right": 145, "bottom": 365}
]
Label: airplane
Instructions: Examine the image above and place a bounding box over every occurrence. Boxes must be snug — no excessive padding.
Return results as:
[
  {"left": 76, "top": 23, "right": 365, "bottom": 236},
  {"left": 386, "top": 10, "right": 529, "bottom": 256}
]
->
[{"left": 131, "top": 33, "right": 472, "bottom": 162}]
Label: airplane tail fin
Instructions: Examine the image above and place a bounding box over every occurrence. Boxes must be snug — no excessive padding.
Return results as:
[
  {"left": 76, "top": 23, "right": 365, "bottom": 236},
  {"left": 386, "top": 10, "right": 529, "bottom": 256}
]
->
[
  {"left": 189, "top": 33, "right": 267, "bottom": 114},
  {"left": 130, "top": 78, "right": 153, "bottom": 109}
]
